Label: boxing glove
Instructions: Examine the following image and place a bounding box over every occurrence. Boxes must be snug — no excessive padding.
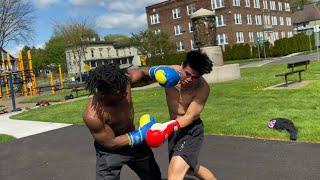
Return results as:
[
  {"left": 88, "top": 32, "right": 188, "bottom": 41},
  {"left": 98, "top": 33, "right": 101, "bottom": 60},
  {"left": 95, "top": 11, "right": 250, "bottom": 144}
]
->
[
  {"left": 146, "top": 120, "right": 180, "bottom": 148},
  {"left": 127, "top": 114, "right": 156, "bottom": 147},
  {"left": 149, "top": 66, "right": 180, "bottom": 88}
]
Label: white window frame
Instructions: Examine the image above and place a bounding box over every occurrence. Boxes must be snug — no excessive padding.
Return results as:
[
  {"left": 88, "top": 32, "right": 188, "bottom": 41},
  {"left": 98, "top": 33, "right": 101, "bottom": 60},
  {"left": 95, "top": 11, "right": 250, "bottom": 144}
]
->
[
  {"left": 187, "top": 4, "right": 196, "bottom": 16},
  {"left": 284, "top": 3, "right": 290, "bottom": 12},
  {"left": 233, "top": 0, "right": 240, "bottom": 6},
  {"left": 271, "top": 16, "right": 277, "bottom": 25},
  {"left": 236, "top": 32, "right": 244, "bottom": 43},
  {"left": 216, "top": 15, "right": 225, "bottom": 27},
  {"left": 287, "top": 31, "right": 293, "bottom": 37},
  {"left": 274, "top": 31, "right": 279, "bottom": 40},
  {"left": 286, "top": 17, "right": 292, "bottom": 26},
  {"left": 264, "top": 15, "right": 271, "bottom": 25},
  {"left": 244, "top": 0, "right": 250, "bottom": 7},
  {"left": 255, "top": 15, "right": 262, "bottom": 25},
  {"left": 174, "top": 24, "right": 183, "bottom": 35},
  {"left": 281, "top": 31, "right": 286, "bottom": 38},
  {"left": 217, "top": 33, "right": 228, "bottom": 45},
  {"left": 248, "top": 32, "right": 254, "bottom": 42},
  {"left": 247, "top": 14, "right": 252, "bottom": 25},
  {"left": 154, "top": 29, "right": 161, "bottom": 34},
  {"left": 177, "top": 41, "right": 184, "bottom": 51},
  {"left": 263, "top": 0, "right": 268, "bottom": 9},
  {"left": 172, "top": 8, "right": 181, "bottom": 19},
  {"left": 279, "top": 16, "right": 284, "bottom": 25},
  {"left": 257, "top": 31, "right": 264, "bottom": 39},
  {"left": 188, "top": 22, "right": 194, "bottom": 32},
  {"left": 270, "top": 1, "right": 276, "bottom": 10},
  {"left": 253, "top": 0, "right": 260, "bottom": 8},
  {"left": 211, "top": 0, "right": 224, "bottom": 9},
  {"left": 150, "top": 13, "right": 160, "bottom": 25},
  {"left": 234, "top": 13, "right": 242, "bottom": 24},
  {"left": 190, "top": 39, "right": 195, "bottom": 49},
  {"left": 278, "top": 2, "right": 282, "bottom": 11}
]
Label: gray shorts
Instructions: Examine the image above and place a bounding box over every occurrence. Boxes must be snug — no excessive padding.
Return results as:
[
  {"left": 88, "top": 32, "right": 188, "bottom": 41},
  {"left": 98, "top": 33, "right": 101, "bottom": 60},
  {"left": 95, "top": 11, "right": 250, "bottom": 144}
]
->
[
  {"left": 168, "top": 118, "right": 204, "bottom": 171},
  {"left": 94, "top": 141, "right": 161, "bottom": 180}
]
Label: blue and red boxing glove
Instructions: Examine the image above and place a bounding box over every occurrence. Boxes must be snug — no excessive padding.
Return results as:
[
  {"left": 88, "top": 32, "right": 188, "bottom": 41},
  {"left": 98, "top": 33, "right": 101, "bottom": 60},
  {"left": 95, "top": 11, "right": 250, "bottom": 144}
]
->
[
  {"left": 149, "top": 66, "right": 180, "bottom": 88},
  {"left": 146, "top": 120, "right": 180, "bottom": 148},
  {"left": 127, "top": 114, "right": 156, "bottom": 147}
]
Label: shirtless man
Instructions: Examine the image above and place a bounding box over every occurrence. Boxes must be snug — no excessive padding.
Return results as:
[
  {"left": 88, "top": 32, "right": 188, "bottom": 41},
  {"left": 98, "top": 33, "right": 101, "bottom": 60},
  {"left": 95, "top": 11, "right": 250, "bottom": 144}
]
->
[
  {"left": 83, "top": 63, "right": 167, "bottom": 180},
  {"left": 146, "top": 50, "right": 217, "bottom": 180}
]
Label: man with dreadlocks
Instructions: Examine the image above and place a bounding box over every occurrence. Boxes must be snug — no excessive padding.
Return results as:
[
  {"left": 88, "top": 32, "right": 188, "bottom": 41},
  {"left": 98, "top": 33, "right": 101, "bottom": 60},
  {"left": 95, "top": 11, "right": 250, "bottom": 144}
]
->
[
  {"left": 83, "top": 62, "right": 181, "bottom": 180},
  {"left": 146, "top": 50, "right": 217, "bottom": 180}
]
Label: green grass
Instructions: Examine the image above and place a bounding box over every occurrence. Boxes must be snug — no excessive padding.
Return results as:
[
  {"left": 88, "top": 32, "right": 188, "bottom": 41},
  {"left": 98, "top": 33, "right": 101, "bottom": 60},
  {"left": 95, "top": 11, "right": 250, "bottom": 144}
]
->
[
  {"left": 19, "top": 89, "right": 89, "bottom": 104},
  {"left": 11, "top": 62, "right": 320, "bottom": 143},
  {"left": 224, "top": 58, "right": 261, "bottom": 65},
  {"left": 0, "top": 134, "right": 15, "bottom": 143}
]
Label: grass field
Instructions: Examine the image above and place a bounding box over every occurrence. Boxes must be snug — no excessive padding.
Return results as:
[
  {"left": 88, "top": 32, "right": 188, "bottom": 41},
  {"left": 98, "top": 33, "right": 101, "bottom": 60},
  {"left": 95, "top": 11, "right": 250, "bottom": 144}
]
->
[
  {"left": 0, "top": 134, "right": 15, "bottom": 143},
  {"left": 11, "top": 62, "right": 320, "bottom": 143}
]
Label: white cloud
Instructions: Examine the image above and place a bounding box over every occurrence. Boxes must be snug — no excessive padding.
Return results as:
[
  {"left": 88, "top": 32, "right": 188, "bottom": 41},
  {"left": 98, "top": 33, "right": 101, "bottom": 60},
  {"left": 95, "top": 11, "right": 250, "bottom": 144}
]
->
[
  {"left": 35, "top": 42, "right": 45, "bottom": 49},
  {"left": 33, "top": 0, "right": 61, "bottom": 8},
  {"left": 103, "top": 0, "right": 164, "bottom": 12},
  {"left": 68, "top": 0, "right": 100, "bottom": 6},
  {"left": 95, "top": 12, "right": 147, "bottom": 31}
]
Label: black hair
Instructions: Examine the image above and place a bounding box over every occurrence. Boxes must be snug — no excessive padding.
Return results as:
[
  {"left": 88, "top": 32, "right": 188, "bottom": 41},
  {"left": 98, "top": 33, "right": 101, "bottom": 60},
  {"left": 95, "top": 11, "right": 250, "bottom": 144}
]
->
[
  {"left": 85, "top": 63, "right": 129, "bottom": 95},
  {"left": 182, "top": 50, "right": 213, "bottom": 75}
]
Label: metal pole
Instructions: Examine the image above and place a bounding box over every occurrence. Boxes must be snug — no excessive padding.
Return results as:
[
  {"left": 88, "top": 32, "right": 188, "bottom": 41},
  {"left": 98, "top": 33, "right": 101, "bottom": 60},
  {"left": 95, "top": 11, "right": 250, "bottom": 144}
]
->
[
  {"left": 6, "top": 52, "right": 17, "bottom": 112},
  {"left": 263, "top": 43, "right": 266, "bottom": 59},
  {"left": 257, "top": 44, "right": 261, "bottom": 61}
]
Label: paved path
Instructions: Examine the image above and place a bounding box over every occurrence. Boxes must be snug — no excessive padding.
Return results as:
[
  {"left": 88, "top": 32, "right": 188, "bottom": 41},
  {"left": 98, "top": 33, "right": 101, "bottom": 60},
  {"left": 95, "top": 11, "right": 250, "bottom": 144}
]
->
[{"left": 0, "top": 125, "right": 319, "bottom": 180}]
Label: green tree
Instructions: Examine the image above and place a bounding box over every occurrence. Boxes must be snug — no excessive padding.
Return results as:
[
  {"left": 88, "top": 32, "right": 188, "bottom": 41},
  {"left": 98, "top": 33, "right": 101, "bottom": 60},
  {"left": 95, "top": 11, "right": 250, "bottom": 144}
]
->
[
  {"left": 44, "top": 35, "right": 66, "bottom": 72},
  {"left": 104, "top": 34, "right": 131, "bottom": 47},
  {"left": 131, "top": 30, "right": 176, "bottom": 56}
]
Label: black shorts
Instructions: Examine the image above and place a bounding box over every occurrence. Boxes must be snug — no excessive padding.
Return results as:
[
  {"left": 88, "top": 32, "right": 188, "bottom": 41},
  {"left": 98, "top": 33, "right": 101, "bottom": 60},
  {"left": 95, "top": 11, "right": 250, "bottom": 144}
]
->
[
  {"left": 168, "top": 118, "right": 204, "bottom": 171},
  {"left": 94, "top": 141, "right": 161, "bottom": 180}
]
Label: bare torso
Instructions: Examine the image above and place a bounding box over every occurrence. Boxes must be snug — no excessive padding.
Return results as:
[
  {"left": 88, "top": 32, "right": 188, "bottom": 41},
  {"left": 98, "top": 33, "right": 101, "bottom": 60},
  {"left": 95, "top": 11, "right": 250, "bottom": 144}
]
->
[
  {"left": 84, "top": 84, "right": 134, "bottom": 136},
  {"left": 165, "top": 77, "right": 207, "bottom": 119}
]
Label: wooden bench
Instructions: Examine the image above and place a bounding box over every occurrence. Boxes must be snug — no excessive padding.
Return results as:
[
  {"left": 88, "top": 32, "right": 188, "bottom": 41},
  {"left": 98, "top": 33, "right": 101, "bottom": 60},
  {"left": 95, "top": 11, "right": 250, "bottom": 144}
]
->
[{"left": 275, "top": 60, "right": 310, "bottom": 86}]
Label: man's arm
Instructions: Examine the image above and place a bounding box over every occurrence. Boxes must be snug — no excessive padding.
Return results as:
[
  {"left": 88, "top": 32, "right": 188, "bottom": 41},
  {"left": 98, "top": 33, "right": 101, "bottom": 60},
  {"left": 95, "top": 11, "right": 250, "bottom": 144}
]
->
[
  {"left": 176, "top": 81, "right": 210, "bottom": 128},
  {"left": 83, "top": 115, "right": 129, "bottom": 149},
  {"left": 129, "top": 67, "right": 155, "bottom": 88}
]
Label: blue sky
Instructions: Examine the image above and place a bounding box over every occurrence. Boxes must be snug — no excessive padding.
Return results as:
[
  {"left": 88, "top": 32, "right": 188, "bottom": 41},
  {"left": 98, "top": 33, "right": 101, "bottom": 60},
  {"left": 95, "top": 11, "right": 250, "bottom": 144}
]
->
[{"left": 7, "top": 0, "right": 163, "bottom": 57}]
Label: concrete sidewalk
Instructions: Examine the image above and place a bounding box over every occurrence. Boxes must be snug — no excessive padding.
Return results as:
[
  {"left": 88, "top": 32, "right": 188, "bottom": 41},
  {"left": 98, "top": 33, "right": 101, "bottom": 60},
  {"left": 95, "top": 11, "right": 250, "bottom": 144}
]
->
[{"left": 0, "top": 112, "right": 71, "bottom": 138}]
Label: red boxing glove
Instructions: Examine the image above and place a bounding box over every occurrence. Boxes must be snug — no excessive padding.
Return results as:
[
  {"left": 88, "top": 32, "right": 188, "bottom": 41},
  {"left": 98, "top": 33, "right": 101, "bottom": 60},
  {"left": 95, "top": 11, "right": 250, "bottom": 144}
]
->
[{"left": 146, "top": 120, "right": 180, "bottom": 148}]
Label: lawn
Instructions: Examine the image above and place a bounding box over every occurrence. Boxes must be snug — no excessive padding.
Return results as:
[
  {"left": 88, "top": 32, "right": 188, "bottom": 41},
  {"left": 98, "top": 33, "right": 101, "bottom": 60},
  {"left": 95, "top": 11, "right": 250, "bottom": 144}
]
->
[
  {"left": 0, "top": 134, "right": 15, "bottom": 143},
  {"left": 11, "top": 61, "right": 320, "bottom": 143}
]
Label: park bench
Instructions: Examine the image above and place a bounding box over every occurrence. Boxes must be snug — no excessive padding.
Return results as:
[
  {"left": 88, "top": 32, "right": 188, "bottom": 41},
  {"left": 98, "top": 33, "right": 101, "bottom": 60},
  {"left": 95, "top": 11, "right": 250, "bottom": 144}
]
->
[{"left": 275, "top": 60, "right": 310, "bottom": 86}]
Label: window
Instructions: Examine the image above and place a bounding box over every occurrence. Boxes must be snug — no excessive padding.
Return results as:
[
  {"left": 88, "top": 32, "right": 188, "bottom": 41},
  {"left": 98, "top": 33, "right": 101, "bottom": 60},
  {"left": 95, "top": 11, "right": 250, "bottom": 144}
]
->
[
  {"left": 150, "top": 13, "right": 160, "bottom": 24},
  {"left": 257, "top": 31, "right": 264, "bottom": 38},
  {"left": 264, "top": 15, "right": 270, "bottom": 25},
  {"left": 253, "top": 0, "right": 260, "bottom": 8},
  {"left": 177, "top": 41, "right": 184, "bottom": 51},
  {"left": 286, "top": 17, "right": 292, "bottom": 26},
  {"left": 217, "top": 33, "right": 228, "bottom": 45},
  {"left": 91, "top": 49, "right": 95, "bottom": 58},
  {"left": 236, "top": 32, "right": 244, "bottom": 43},
  {"left": 234, "top": 13, "right": 242, "bottom": 24},
  {"left": 154, "top": 29, "right": 161, "bottom": 34},
  {"left": 211, "top": 0, "right": 224, "bottom": 9},
  {"left": 233, "top": 0, "right": 240, "bottom": 6},
  {"left": 287, "top": 31, "right": 293, "bottom": 37},
  {"left": 278, "top": 2, "right": 282, "bottom": 11},
  {"left": 172, "top": 8, "right": 181, "bottom": 19},
  {"left": 284, "top": 3, "right": 290, "bottom": 11},
  {"left": 244, "top": 0, "right": 250, "bottom": 7},
  {"left": 248, "top": 32, "right": 254, "bottom": 42},
  {"left": 187, "top": 4, "right": 196, "bottom": 15},
  {"left": 255, "top": 15, "right": 262, "bottom": 25},
  {"left": 263, "top": 0, "right": 268, "bottom": 9},
  {"left": 247, "top": 14, "right": 252, "bottom": 25},
  {"left": 270, "top": 1, "right": 276, "bottom": 10},
  {"left": 99, "top": 48, "right": 103, "bottom": 57},
  {"left": 190, "top": 39, "right": 195, "bottom": 49},
  {"left": 281, "top": 31, "right": 286, "bottom": 38},
  {"left": 271, "top": 16, "right": 277, "bottom": 25},
  {"left": 279, "top": 16, "right": 284, "bottom": 25},
  {"left": 174, "top": 25, "right": 183, "bottom": 35},
  {"left": 274, "top": 31, "right": 279, "bottom": 40},
  {"left": 90, "top": 61, "right": 97, "bottom": 68},
  {"left": 189, "top": 22, "right": 194, "bottom": 32},
  {"left": 216, "top": 15, "right": 225, "bottom": 26}
]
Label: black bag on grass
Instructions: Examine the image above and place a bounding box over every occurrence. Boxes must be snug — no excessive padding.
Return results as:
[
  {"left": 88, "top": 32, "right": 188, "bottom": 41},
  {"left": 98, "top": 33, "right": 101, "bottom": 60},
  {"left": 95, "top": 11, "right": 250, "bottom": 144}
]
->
[{"left": 267, "top": 117, "right": 298, "bottom": 141}]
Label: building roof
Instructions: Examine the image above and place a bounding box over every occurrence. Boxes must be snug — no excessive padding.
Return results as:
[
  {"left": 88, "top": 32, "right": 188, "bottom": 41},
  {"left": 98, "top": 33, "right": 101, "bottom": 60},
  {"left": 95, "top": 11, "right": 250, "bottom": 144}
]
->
[
  {"left": 292, "top": 3, "right": 320, "bottom": 24},
  {"left": 1, "top": 48, "right": 17, "bottom": 61},
  {"left": 145, "top": 0, "right": 169, "bottom": 9}
]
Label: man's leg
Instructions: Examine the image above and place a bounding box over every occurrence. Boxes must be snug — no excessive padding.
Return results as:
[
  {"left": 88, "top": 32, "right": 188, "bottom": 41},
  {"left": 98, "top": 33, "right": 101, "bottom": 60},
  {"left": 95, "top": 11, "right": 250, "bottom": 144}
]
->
[
  {"left": 126, "top": 145, "right": 161, "bottom": 180},
  {"left": 95, "top": 152, "right": 123, "bottom": 180},
  {"left": 187, "top": 165, "right": 217, "bottom": 180},
  {"left": 168, "top": 156, "right": 189, "bottom": 180}
]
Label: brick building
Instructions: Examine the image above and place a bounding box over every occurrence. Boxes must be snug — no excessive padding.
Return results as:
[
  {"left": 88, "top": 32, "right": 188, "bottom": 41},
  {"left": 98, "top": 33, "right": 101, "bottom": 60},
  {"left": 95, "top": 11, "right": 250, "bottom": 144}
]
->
[{"left": 146, "top": 0, "right": 294, "bottom": 51}]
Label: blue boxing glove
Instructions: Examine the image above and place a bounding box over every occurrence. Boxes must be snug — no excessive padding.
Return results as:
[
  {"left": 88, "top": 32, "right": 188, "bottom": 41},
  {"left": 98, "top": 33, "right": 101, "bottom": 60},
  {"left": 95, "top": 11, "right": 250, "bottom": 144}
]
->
[
  {"left": 127, "top": 114, "right": 156, "bottom": 147},
  {"left": 149, "top": 66, "right": 180, "bottom": 88}
]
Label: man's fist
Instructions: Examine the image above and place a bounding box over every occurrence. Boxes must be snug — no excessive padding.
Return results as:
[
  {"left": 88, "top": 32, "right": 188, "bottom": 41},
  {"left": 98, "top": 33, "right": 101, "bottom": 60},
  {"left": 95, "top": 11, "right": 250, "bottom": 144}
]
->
[
  {"left": 146, "top": 120, "right": 180, "bottom": 148},
  {"left": 149, "top": 66, "right": 180, "bottom": 88},
  {"left": 127, "top": 114, "right": 156, "bottom": 147}
]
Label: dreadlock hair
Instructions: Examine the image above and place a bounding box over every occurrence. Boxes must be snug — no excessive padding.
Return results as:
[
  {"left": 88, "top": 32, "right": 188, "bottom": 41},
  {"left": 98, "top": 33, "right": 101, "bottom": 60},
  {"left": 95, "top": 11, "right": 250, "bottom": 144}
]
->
[
  {"left": 182, "top": 50, "right": 213, "bottom": 75},
  {"left": 85, "top": 63, "right": 129, "bottom": 96}
]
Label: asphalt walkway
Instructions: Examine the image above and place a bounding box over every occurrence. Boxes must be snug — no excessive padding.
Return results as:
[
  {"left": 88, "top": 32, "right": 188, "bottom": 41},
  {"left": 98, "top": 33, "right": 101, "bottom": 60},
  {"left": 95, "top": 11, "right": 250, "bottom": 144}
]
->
[{"left": 0, "top": 125, "right": 319, "bottom": 180}]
